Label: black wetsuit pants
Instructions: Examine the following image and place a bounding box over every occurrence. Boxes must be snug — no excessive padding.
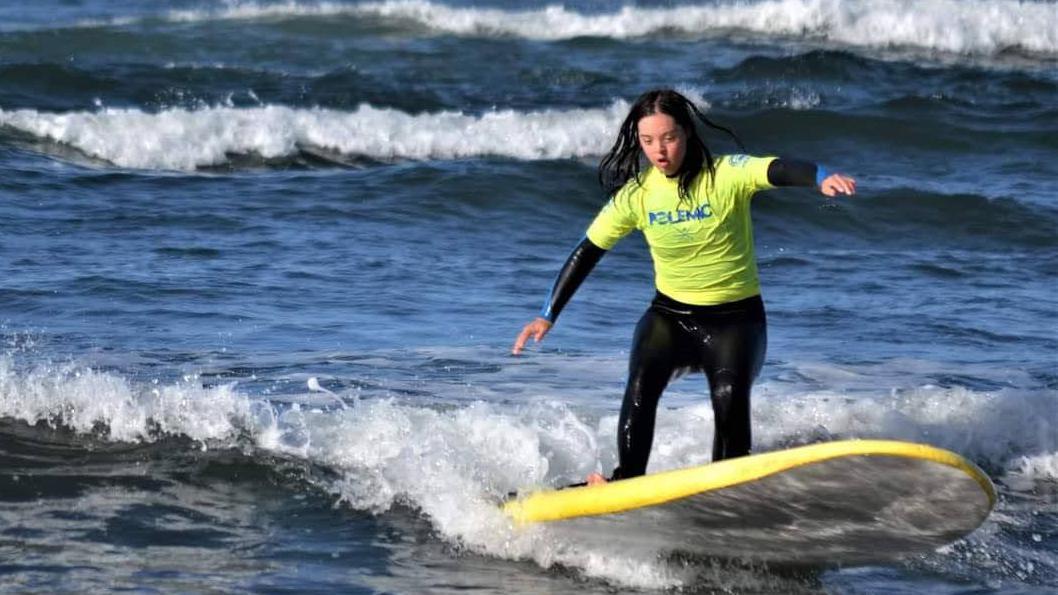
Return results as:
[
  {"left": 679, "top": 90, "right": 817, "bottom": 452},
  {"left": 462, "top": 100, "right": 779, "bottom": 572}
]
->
[{"left": 611, "top": 293, "right": 767, "bottom": 480}]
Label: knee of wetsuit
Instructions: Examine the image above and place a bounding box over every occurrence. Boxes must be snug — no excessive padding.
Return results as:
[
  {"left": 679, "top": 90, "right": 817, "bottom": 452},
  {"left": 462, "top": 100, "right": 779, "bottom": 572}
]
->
[{"left": 711, "top": 376, "right": 737, "bottom": 411}]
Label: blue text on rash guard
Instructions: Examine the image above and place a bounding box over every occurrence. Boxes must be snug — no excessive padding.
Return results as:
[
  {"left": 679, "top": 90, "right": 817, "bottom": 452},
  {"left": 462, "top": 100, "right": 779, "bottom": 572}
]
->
[{"left": 648, "top": 205, "right": 711, "bottom": 225}]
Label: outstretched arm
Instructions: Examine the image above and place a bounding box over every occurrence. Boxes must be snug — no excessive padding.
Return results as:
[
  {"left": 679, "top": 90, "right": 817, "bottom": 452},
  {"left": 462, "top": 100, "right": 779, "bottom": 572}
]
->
[
  {"left": 512, "top": 237, "right": 607, "bottom": 355},
  {"left": 767, "top": 158, "right": 856, "bottom": 197}
]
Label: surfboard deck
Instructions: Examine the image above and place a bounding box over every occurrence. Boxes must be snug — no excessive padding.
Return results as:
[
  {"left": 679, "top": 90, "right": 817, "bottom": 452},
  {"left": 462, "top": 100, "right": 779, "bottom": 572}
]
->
[{"left": 503, "top": 440, "right": 995, "bottom": 565}]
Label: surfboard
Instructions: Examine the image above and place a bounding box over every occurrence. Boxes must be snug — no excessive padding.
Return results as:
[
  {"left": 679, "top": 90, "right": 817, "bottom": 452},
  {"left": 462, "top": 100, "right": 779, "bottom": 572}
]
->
[{"left": 503, "top": 439, "right": 995, "bottom": 565}]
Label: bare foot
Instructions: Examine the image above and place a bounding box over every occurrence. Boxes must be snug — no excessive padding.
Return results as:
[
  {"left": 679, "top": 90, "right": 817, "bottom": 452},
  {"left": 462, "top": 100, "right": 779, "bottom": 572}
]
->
[{"left": 586, "top": 472, "right": 607, "bottom": 486}]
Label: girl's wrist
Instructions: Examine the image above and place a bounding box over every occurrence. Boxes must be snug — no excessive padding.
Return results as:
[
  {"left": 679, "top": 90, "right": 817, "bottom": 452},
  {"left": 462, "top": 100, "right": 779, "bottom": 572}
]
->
[{"left": 815, "top": 165, "right": 830, "bottom": 187}]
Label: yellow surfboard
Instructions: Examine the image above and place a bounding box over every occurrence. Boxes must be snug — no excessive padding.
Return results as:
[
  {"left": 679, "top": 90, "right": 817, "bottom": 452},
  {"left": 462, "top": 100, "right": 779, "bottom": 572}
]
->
[{"left": 504, "top": 440, "right": 995, "bottom": 565}]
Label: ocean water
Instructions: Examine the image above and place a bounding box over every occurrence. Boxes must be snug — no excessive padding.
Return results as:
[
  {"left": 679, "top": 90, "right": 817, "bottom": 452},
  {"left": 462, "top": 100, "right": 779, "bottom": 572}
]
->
[{"left": 0, "top": 0, "right": 1056, "bottom": 592}]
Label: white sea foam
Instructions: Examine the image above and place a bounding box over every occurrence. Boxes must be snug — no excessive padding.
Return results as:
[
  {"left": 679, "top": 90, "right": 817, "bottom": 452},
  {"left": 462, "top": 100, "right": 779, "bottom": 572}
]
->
[
  {"left": 0, "top": 356, "right": 250, "bottom": 444},
  {"left": 1015, "top": 452, "right": 1058, "bottom": 480},
  {"left": 149, "top": 0, "right": 1058, "bottom": 57},
  {"left": 0, "top": 102, "right": 630, "bottom": 171},
  {"left": 1, "top": 353, "right": 1055, "bottom": 587},
  {"left": 0, "top": 80, "right": 729, "bottom": 171}
]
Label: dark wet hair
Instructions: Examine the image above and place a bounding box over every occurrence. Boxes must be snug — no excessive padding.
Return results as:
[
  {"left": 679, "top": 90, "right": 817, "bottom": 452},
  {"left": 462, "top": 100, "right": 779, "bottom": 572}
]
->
[{"left": 598, "top": 89, "right": 743, "bottom": 202}]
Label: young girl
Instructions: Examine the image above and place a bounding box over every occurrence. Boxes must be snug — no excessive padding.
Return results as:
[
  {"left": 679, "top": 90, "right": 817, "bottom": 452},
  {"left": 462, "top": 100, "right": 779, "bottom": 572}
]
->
[{"left": 512, "top": 89, "right": 856, "bottom": 484}]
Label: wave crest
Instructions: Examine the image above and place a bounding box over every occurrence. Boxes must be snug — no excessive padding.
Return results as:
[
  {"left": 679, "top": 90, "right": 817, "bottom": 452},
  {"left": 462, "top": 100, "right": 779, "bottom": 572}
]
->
[
  {"left": 161, "top": 0, "right": 1058, "bottom": 57},
  {"left": 0, "top": 103, "right": 631, "bottom": 170}
]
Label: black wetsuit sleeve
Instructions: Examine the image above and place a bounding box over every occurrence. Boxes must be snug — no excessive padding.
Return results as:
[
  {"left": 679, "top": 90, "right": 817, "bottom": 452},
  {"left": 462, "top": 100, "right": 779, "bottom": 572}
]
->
[
  {"left": 539, "top": 237, "right": 607, "bottom": 323},
  {"left": 767, "top": 158, "right": 820, "bottom": 187}
]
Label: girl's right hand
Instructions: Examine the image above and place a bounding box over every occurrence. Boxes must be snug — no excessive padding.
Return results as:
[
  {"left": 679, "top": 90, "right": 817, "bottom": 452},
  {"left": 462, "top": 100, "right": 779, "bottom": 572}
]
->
[
  {"left": 512, "top": 317, "right": 553, "bottom": 355},
  {"left": 820, "top": 173, "right": 857, "bottom": 197}
]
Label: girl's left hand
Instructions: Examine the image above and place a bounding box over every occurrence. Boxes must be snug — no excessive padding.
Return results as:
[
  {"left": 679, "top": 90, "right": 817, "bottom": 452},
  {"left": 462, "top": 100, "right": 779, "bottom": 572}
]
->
[{"left": 821, "top": 173, "right": 857, "bottom": 197}]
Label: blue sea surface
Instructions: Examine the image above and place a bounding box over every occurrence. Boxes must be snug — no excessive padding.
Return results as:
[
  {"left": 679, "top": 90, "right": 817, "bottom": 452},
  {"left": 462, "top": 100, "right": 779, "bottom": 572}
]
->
[{"left": 0, "top": 0, "right": 1056, "bottom": 592}]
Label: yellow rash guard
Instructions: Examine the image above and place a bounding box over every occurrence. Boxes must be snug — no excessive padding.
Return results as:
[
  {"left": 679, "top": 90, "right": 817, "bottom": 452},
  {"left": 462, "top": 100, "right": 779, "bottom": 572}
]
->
[{"left": 585, "top": 154, "right": 776, "bottom": 306}]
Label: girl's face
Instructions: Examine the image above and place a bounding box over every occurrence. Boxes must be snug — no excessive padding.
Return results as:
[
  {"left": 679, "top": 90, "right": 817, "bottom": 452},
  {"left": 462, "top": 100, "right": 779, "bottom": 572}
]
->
[{"left": 637, "top": 113, "right": 686, "bottom": 176}]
